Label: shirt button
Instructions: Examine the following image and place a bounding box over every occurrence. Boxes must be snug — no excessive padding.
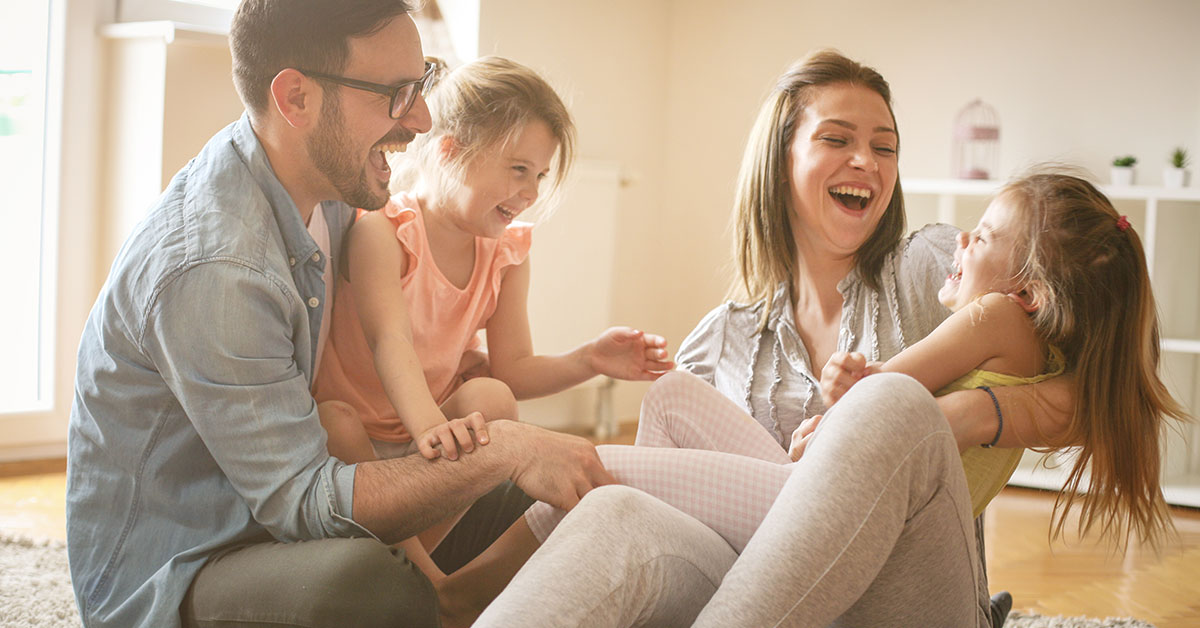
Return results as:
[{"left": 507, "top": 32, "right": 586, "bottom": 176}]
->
[
  {"left": 289, "top": 257, "right": 296, "bottom": 266},
  {"left": 307, "top": 297, "right": 320, "bottom": 308},
  {"left": 312, "top": 252, "right": 321, "bottom": 262}
]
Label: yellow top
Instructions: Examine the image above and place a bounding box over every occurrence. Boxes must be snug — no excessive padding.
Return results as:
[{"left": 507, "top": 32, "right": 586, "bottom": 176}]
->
[{"left": 938, "top": 346, "right": 1066, "bottom": 517}]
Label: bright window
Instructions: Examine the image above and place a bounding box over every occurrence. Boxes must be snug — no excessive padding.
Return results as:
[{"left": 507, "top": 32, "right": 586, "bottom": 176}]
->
[{"left": 0, "top": 0, "right": 52, "bottom": 413}]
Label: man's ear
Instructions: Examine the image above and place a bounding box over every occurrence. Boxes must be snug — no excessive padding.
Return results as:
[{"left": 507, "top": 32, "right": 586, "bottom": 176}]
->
[
  {"left": 1009, "top": 281, "right": 1046, "bottom": 313},
  {"left": 269, "top": 68, "right": 319, "bottom": 129}
]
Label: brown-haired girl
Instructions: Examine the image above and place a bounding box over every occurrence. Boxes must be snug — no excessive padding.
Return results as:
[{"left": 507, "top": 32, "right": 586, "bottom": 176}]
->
[{"left": 820, "top": 169, "right": 1188, "bottom": 548}]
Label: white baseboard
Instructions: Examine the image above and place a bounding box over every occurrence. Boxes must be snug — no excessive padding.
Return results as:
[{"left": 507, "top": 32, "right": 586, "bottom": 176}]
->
[{"left": 0, "top": 441, "right": 68, "bottom": 464}]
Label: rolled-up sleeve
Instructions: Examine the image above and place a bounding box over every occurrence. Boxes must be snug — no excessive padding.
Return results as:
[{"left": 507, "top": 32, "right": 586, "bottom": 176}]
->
[{"left": 141, "top": 260, "right": 370, "bottom": 542}]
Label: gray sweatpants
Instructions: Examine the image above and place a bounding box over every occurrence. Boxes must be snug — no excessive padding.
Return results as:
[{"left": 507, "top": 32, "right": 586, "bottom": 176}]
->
[{"left": 476, "top": 373, "right": 989, "bottom": 627}]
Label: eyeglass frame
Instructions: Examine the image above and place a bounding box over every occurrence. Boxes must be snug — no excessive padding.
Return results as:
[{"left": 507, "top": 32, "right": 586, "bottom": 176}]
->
[{"left": 298, "top": 59, "right": 439, "bottom": 119}]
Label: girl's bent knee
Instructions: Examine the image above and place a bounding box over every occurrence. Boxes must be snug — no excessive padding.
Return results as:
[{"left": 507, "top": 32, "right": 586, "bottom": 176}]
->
[{"left": 455, "top": 377, "right": 518, "bottom": 421}]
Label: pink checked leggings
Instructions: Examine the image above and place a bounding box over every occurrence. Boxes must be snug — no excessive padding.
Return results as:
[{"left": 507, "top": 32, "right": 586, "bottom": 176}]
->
[{"left": 523, "top": 370, "right": 795, "bottom": 553}]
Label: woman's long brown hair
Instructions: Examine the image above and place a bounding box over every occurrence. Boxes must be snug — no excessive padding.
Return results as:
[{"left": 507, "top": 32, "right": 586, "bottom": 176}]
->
[{"left": 732, "top": 49, "right": 905, "bottom": 318}]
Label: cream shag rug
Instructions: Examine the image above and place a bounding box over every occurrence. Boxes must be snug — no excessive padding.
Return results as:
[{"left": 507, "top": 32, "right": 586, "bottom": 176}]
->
[
  {"left": 0, "top": 534, "right": 80, "bottom": 628},
  {"left": 0, "top": 533, "right": 1159, "bottom": 628},
  {"left": 1006, "top": 611, "right": 1156, "bottom": 627}
]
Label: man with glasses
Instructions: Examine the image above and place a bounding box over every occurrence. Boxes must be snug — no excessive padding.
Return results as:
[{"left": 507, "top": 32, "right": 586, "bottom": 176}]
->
[{"left": 66, "top": 2, "right": 613, "bottom": 627}]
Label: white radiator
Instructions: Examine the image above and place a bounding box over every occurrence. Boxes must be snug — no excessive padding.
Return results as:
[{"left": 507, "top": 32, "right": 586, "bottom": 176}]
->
[{"left": 517, "top": 160, "right": 621, "bottom": 435}]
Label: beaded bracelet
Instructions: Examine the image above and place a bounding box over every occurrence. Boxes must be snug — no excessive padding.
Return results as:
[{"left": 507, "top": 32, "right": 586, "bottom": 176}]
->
[{"left": 977, "top": 385, "right": 1003, "bottom": 448}]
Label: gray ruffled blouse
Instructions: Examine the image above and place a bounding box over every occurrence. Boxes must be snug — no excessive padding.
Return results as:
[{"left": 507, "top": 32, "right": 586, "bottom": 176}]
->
[{"left": 677, "top": 223, "right": 959, "bottom": 447}]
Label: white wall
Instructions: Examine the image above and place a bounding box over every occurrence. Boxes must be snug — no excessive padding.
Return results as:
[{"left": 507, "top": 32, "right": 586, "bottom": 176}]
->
[
  {"left": 478, "top": 0, "right": 674, "bottom": 423},
  {"left": 660, "top": 0, "right": 1200, "bottom": 351},
  {"left": 475, "top": 0, "right": 1200, "bottom": 424}
]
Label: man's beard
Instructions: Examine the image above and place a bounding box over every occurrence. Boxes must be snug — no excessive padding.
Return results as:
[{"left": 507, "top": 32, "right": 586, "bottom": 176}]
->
[{"left": 307, "top": 93, "right": 389, "bottom": 210}]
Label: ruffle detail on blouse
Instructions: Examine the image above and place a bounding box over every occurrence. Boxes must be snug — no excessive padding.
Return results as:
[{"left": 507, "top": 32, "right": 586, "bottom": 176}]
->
[{"left": 486, "top": 222, "right": 533, "bottom": 295}]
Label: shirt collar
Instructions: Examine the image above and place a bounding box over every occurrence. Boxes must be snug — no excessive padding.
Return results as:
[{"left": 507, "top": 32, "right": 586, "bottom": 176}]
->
[{"left": 230, "top": 112, "right": 324, "bottom": 267}]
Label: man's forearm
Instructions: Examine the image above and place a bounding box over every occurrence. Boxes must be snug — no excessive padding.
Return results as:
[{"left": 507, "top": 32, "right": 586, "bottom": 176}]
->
[{"left": 352, "top": 432, "right": 514, "bottom": 543}]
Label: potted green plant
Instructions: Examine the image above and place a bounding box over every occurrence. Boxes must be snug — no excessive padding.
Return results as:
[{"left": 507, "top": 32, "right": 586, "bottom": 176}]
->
[
  {"left": 1111, "top": 155, "right": 1137, "bottom": 186},
  {"left": 1164, "top": 147, "right": 1190, "bottom": 188}
]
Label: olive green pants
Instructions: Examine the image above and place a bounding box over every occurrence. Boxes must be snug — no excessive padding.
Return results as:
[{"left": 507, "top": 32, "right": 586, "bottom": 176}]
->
[{"left": 181, "top": 481, "right": 531, "bottom": 628}]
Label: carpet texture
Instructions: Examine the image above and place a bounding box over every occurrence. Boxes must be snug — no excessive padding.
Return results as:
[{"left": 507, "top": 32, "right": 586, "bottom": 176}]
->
[
  {"left": 0, "top": 534, "right": 80, "bottom": 628},
  {"left": 1007, "top": 611, "right": 1157, "bottom": 627},
  {"left": 0, "top": 533, "right": 1159, "bottom": 628}
]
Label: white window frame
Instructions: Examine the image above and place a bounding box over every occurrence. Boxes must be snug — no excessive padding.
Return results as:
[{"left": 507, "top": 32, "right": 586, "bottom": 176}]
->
[
  {"left": 116, "top": 0, "right": 234, "bottom": 31},
  {"left": 0, "top": 0, "right": 107, "bottom": 461}
]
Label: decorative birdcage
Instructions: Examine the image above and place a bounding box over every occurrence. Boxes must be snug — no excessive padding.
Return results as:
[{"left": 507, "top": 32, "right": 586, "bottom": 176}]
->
[{"left": 952, "top": 99, "right": 1000, "bottom": 180}]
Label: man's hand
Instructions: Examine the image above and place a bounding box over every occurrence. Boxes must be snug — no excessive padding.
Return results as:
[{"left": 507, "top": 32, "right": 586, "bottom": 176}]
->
[
  {"left": 497, "top": 422, "right": 616, "bottom": 511},
  {"left": 587, "top": 327, "right": 675, "bottom": 381},
  {"left": 415, "top": 413, "right": 489, "bottom": 461}
]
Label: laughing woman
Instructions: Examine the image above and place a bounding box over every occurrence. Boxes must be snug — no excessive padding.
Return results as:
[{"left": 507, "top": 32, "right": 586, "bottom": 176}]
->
[{"left": 473, "top": 49, "right": 1078, "bottom": 627}]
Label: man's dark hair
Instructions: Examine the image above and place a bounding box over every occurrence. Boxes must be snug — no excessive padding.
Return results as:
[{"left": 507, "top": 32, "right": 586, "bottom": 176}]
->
[{"left": 230, "top": 0, "right": 416, "bottom": 116}]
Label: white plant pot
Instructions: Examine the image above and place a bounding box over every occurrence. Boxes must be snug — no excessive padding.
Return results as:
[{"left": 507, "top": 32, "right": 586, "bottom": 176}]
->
[
  {"left": 1164, "top": 167, "right": 1190, "bottom": 188},
  {"left": 1110, "top": 166, "right": 1136, "bottom": 186}
]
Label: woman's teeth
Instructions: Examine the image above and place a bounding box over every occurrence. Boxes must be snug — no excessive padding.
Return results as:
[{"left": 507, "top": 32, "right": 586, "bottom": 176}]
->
[
  {"left": 497, "top": 206, "right": 516, "bottom": 220},
  {"left": 829, "top": 185, "right": 872, "bottom": 210}
]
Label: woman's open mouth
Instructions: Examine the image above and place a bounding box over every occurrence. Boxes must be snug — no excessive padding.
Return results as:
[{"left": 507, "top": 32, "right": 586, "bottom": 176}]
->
[{"left": 829, "top": 185, "right": 873, "bottom": 211}]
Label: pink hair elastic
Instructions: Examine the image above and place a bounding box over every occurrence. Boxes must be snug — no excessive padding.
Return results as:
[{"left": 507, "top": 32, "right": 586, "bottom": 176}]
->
[{"left": 1116, "top": 215, "right": 1131, "bottom": 232}]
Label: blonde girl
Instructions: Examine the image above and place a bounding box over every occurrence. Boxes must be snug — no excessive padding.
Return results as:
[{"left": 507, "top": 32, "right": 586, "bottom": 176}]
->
[{"left": 312, "top": 56, "right": 671, "bottom": 582}]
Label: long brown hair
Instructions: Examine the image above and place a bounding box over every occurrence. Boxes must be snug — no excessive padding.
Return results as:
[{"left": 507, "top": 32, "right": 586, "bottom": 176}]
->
[
  {"left": 1005, "top": 171, "right": 1189, "bottom": 549},
  {"left": 733, "top": 49, "right": 905, "bottom": 313}
]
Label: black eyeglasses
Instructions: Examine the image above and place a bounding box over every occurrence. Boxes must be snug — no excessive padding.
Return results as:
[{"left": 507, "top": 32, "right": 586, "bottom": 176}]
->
[{"left": 299, "top": 59, "right": 440, "bottom": 119}]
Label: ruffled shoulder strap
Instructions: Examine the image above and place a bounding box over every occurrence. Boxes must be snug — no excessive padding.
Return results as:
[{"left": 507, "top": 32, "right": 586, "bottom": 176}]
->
[
  {"left": 495, "top": 221, "right": 533, "bottom": 268},
  {"left": 369, "top": 193, "right": 422, "bottom": 275}
]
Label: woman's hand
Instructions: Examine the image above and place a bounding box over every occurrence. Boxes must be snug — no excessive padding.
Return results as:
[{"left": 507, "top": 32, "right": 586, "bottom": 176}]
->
[
  {"left": 416, "top": 413, "right": 490, "bottom": 461},
  {"left": 819, "top": 351, "right": 881, "bottom": 408},
  {"left": 587, "top": 327, "right": 675, "bottom": 381},
  {"left": 788, "top": 414, "right": 823, "bottom": 461}
]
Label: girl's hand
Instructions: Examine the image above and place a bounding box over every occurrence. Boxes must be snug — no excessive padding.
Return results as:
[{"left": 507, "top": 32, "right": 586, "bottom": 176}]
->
[
  {"left": 788, "top": 414, "right": 823, "bottom": 461},
  {"left": 819, "top": 352, "right": 881, "bottom": 408},
  {"left": 587, "top": 327, "right": 675, "bottom": 381},
  {"left": 416, "top": 413, "right": 490, "bottom": 461}
]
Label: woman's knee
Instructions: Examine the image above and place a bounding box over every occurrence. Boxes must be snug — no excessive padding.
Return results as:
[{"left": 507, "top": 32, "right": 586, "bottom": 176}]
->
[
  {"left": 452, "top": 377, "right": 518, "bottom": 421},
  {"left": 831, "top": 373, "right": 944, "bottom": 434},
  {"left": 640, "top": 370, "right": 702, "bottom": 417}
]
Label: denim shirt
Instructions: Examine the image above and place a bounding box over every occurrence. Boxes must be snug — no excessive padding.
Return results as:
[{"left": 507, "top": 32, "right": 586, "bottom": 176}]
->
[
  {"left": 676, "top": 224, "right": 958, "bottom": 447},
  {"left": 66, "top": 114, "right": 368, "bottom": 628}
]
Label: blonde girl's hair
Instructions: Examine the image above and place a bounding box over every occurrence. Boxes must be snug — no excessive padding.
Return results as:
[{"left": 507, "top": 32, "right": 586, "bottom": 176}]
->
[
  {"left": 1004, "top": 170, "right": 1190, "bottom": 550},
  {"left": 732, "top": 49, "right": 905, "bottom": 313},
  {"left": 394, "top": 56, "right": 576, "bottom": 219}
]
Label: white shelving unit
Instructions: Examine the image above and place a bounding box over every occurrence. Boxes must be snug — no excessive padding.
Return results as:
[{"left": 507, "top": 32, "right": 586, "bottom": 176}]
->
[{"left": 903, "top": 178, "right": 1200, "bottom": 508}]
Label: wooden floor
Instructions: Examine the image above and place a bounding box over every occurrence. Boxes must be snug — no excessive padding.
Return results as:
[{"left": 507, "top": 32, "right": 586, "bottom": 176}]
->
[{"left": 4, "top": 457, "right": 1198, "bottom": 626}]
